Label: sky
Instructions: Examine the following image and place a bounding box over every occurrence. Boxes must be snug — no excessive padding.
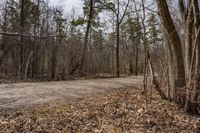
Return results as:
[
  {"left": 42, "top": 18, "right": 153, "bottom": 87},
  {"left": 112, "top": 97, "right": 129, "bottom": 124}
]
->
[
  {"left": 0, "top": 0, "right": 83, "bottom": 14},
  {"left": 0, "top": 0, "right": 156, "bottom": 17},
  {"left": 48, "top": 0, "right": 157, "bottom": 16},
  {"left": 49, "top": 0, "right": 83, "bottom": 15}
]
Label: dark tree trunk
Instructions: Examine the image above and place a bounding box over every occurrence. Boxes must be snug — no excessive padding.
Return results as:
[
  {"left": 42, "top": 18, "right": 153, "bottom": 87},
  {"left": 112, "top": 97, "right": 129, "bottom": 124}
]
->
[
  {"left": 19, "top": 0, "right": 25, "bottom": 80},
  {"left": 50, "top": 39, "right": 57, "bottom": 80},
  {"left": 116, "top": 20, "right": 120, "bottom": 77},
  {"left": 135, "top": 40, "right": 139, "bottom": 76},
  {"left": 156, "top": 0, "right": 186, "bottom": 93},
  {"left": 79, "top": 0, "right": 94, "bottom": 75}
]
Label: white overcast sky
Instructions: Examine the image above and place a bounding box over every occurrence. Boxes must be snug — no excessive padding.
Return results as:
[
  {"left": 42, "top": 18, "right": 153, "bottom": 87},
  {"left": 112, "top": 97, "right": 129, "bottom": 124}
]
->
[
  {"left": 48, "top": 0, "right": 157, "bottom": 16},
  {"left": 0, "top": 0, "right": 157, "bottom": 16},
  {"left": 49, "top": 0, "right": 83, "bottom": 15}
]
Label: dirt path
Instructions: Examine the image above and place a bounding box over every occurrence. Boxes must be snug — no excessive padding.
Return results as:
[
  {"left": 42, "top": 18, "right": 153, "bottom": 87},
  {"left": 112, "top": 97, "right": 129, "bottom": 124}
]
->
[{"left": 0, "top": 76, "right": 143, "bottom": 109}]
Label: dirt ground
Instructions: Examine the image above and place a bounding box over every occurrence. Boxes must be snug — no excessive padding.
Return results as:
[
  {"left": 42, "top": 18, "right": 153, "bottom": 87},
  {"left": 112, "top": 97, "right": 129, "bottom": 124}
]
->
[{"left": 0, "top": 76, "right": 143, "bottom": 109}]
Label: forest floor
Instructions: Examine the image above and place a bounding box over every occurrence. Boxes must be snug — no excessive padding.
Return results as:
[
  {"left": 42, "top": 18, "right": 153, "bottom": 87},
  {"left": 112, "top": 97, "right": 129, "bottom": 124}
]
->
[{"left": 0, "top": 77, "right": 200, "bottom": 133}]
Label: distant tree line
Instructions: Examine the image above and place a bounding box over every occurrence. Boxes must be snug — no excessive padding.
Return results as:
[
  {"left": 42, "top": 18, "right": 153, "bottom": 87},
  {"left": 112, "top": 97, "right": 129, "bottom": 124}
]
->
[{"left": 0, "top": 0, "right": 163, "bottom": 82}]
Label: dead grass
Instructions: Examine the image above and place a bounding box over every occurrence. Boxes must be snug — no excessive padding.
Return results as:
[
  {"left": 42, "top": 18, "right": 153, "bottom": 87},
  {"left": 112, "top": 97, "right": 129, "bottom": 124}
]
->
[{"left": 0, "top": 88, "right": 200, "bottom": 133}]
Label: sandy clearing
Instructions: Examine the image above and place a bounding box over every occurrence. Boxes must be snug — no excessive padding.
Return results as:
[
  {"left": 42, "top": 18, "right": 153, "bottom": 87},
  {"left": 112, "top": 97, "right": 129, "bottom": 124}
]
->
[{"left": 0, "top": 76, "right": 143, "bottom": 109}]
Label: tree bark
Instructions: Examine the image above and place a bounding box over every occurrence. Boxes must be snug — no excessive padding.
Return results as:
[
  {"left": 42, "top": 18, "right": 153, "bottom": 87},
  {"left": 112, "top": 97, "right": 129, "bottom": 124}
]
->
[
  {"left": 116, "top": 19, "right": 120, "bottom": 77},
  {"left": 185, "top": 2, "right": 193, "bottom": 79},
  {"left": 185, "top": 0, "right": 200, "bottom": 115},
  {"left": 156, "top": 0, "right": 186, "bottom": 88},
  {"left": 115, "top": 0, "right": 120, "bottom": 77},
  {"left": 166, "top": 37, "right": 175, "bottom": 100},
  {"left": 156, "top": 0, "right": 186, "bottom": 104}
]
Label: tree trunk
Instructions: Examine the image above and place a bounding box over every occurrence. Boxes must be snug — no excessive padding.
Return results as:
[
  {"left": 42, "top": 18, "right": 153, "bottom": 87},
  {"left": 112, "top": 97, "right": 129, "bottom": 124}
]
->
[
  {"left": 166, "top": 38, "right": 175, "bottom": 100},
  {"left": 32, "top": 0, "right": 40, "bottom": 79},
  {"left": 24, "top": 51, "right": 33, "bottom": 80},
  {"left": 79, "top": 0, "right": 94, "bottom": 75},
  {"left": 116, "top": 0, "right": 120, "bottom": 77},
  {"left": 142, "top": 0, "right": 167, "bottom": 100},
  {"left": 185, "top": 0, "right": 200, "bottom": 115},
  {"left": 116, "top": 20, "right": 120, "bottom": 77},
  {"left": 185, "top": 2, "right": 193, "bottom": 80},
  {"left": 50, "top": 39, "right": 57, "bottom": 80},
  {"left": 19, "top": 0, "right": 25, "bottom": 80},
  {"left": 156, "top": 0, "right": 186, "bottom": 104},
  {"left": 135, "top": 41, "right": 139, "bottom": 76}
]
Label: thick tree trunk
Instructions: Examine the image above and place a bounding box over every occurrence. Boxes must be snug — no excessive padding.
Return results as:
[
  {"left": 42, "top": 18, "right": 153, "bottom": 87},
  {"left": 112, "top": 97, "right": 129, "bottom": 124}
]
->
[
  {"left": 166, "top": 38, "right": 175, "bottom": 100},
  {"left": 185, "top": 2, "right": 193, "bottom": 80},
  {"left": 156, "top": 0, "right": 186, "bottom": 104},
  {"left": 156, "top": 0, "right": 186, "bottom": 87},
  {"left": 185, "top": 0, "right": 200, "bottom": 115}
]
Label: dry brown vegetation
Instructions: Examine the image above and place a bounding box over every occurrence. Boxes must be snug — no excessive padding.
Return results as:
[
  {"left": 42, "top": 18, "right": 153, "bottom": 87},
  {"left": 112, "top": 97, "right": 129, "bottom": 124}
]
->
[{"left": 1, "top": 87, "right": 200, "bottom": 133}]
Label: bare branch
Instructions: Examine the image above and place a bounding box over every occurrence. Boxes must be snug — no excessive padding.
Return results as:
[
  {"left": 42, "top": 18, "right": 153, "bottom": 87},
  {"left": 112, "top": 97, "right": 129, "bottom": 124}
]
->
[
  {"left": 0, "top": 31, "right": 64, "bottom": 38},
  {"left": 96, "top": 0, "right": 117, "bottom": 15},
  {"left": 119, "top": 0, "right": 130, "bottom": 24},
  {"left": 134, "top": 0, "right": 157, "bottom": 13}
]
